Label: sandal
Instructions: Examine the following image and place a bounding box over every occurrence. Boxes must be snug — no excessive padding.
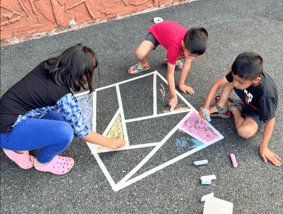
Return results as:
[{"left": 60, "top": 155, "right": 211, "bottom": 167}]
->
[
  {"left": 175, "top": 60, "right": 183, "bottom": 70},
  {"left": 228, "top": 100, "right": 244, "bottom": 112},
  {"left": 210, "top": 102, "right": 231, "bottom": 118},
  {"left": 166, "top": 59, "right": 183, "bottom": 70},
  {"left": 215, "top": 96, "right": 244, "bottom": 112},
  {"left": 128, "top": 63, "right": 150, "bottom": 74},
  {"left": 3, "top": 149, "right": 35, "bottom": 169},
  {"left": 34, "top": 155, "right": 74, "bottom": 175}
]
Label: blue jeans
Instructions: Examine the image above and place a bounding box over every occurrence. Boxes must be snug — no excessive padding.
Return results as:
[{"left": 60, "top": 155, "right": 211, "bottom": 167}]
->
[{"left": 0, "top": 111, "right": 74, "bottom": 163}]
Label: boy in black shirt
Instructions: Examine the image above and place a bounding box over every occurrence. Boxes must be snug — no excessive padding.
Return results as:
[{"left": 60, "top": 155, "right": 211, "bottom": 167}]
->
[{"left": 199, "top": 52, "right": 280, "bottom": 167}]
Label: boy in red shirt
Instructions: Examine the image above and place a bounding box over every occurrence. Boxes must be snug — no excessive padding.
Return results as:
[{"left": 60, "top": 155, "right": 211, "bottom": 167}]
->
[{"left": 128, "top": 21, "right": 208, "bottom": 111}]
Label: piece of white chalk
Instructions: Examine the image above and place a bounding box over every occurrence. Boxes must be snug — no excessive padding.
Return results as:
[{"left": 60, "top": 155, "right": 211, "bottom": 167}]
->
[
  {"left": 201, "top": 175, "right": 216, "bottom": 180},
  {"left": 230, "top": 153, "right": 237, "bottom": 168},
  {"left": 194, "top": 159, "right": 208, "bottom": 166},
  {"left": 153, "top": 17, "right": 163, "bottom": 24},
  {"left": 201, "top": 192, "right": 214, "bottom": 202}
]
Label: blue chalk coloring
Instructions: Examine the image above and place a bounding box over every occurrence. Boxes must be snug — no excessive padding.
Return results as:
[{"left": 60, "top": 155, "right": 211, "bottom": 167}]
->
[
  {"left": 175, "top": 139, "right": 181, "bottom": 149},
  {"left": 180, "top": 136, "right": 188, "bottom": 148},
  {"left": 176, "top": 137, "right": 191, "bottom": 150},
  {"left": 203, "top": 108, "right": 211, "bottom": 122},
  {"left": 190, "top": 139, "right": 205, "bottom": 148}
]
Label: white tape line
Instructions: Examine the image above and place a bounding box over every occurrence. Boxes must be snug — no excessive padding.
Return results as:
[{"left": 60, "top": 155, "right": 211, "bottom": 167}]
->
[
  {"left": 153, "top": 72, "right": 157, "bottom": 115},
  {"left": 74, "top": 72, "right": 153, "bottom": 96},
  {"left": 178, "top": 108, "right": 224, "bottom": 144},
  {"left": 93, "top": 91, "right": 97, "bottom": 132},
  {"left": 116, "top": 85, "right": 130, "bottom": 147},
  {"left": 73, "top": 91, "right": 89, "bottom": 97},
  {"left": 95, "top": 142, "right": 159, "bottom": 154},
  {"left": 155, "top": 71, "right": 195, "bottom": 110},
  {"left": 116, "top": 111, "right": 191, "bottom": 186},
  {"left": 95, "top": 72, "right": 154, "bottom": 92},
  {"left": 179, "top": 126, "right": 223, "bottom": 145},
  {"left": 154, "top": 71, "right": 159, "bottom": 116},
  {"left": 114, "top": 145, "right": 205, "bottom": 191},
  {"left": 85, "top": 91, "right": 97, "bottom": 151},
  {"left": 114, "top": 134, "right": 222, "bottom": 191},
  {"left": 93, "top": 152, "right": 116, "bottom": 190},
  {"left": 125, "top": 109, "right": 191, "bottom": 123},
  {"left": 86, "top": 142, "right": 95, "bottom": 154},
  {"left": 102, "top": 109, "right": 121, "bottom": 136}
]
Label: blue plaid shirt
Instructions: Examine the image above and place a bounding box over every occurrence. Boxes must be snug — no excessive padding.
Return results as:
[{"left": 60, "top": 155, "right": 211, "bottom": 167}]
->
[{"left": 12, "top": 93, "right": 91, "bottom": 138}]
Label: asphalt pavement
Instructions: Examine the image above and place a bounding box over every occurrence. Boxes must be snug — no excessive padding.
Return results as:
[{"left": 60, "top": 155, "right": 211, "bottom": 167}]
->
[{"left": 1, "top": 0, "right": 283, "bottom": 213}]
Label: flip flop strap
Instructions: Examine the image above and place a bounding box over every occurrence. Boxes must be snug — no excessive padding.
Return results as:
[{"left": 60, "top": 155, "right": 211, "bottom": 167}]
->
[{"left": 133, "top": 64, "right": 148, "bottom": 70}]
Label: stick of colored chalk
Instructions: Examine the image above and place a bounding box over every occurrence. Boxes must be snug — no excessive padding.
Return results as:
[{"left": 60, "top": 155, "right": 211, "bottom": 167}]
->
[
  {"left": 201, "top": 192, "right": 214, "bottom": 202},
  {"left": 201, "top": 175, "right": 216, "bottom": 180},
  {"left": 201, "top": 179, "right": 212, "bottom": 185},
  {"left": 201, "top": 175, "right": 216, "bottom": 185},
  {"left": 203, "top": 108, "right": 211, "bottom": 122},
  {"left": 194, "top": 159, "right": 208, "bottom": 166},
  {"left": 230, "top": 154, "right": 237, "bottom": 168}
]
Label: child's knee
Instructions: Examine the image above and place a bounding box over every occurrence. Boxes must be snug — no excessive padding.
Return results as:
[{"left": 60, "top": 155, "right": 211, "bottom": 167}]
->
[
  {"left": 60, "top": 123, "right": 74, "bottom": 143},
  {"left": 237, "top": 126, "right": 256, "bottom": 139},
  {"left": 135, "top": 49, "right": 146, "bottom": 60}
]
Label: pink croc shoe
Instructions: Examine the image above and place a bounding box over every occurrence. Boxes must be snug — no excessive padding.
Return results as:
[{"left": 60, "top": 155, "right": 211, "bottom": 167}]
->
[
  {"left": 34, "top": 155, "right": 74, "bottom": 175},
  {"left": 3, "top": 149, "right": 35, "bottom": 169}
]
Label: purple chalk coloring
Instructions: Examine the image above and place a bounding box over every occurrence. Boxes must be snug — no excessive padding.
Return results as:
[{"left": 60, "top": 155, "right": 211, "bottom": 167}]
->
[{"left": 230, "top": 154, "right": 237, "bottom": 168}]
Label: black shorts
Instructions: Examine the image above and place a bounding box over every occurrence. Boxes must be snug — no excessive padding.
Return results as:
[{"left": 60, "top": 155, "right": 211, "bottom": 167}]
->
[
  {"left": 145, "top": 32, "right": 160, "bottom": 49},
  {"left": 234, "top": 88, "right": 264, "bottom": 130}
]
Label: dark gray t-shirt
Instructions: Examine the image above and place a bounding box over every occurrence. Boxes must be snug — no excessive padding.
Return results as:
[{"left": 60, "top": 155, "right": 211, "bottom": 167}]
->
[
  {"left": 226, "top": 72, "right": 278, "bottom": 122},
  {"left": 0, "top": 61, "right": 71, "bottom": 133}
]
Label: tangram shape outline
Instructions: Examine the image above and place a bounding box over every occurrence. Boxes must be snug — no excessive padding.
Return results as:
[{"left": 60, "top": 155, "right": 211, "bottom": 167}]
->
[{"left": 75, "top": 71, "right": 223, "bottom": 191}]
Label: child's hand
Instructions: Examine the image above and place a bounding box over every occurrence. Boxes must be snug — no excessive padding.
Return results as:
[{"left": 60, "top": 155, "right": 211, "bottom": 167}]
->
[
  {"left": 109, "top": 138, "right": 126, "bottom": 149},
  {"left": 168, "top": 96, "right": 178, "bottom": 111},
  {"left": 199, "top": 107, "right": 210, "bottom": 120},
  {"left": 179, "top": 84, "right": 194, "bottom": 94},
  {"left": 259, "top": 147, "right": 281, "bottom": 167}
]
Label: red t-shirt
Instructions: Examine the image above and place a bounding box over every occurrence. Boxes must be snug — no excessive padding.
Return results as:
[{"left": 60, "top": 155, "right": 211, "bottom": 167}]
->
[{"left": 148, "top": 21, "right": 188, "bottom": 65}]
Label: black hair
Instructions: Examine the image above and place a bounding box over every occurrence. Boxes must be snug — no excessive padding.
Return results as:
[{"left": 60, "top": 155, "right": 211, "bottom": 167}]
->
[
  {"left": 231, "top": 52, "right": 263, "bottom": 80},
  {"left": 184, "top": 27, "right": 208, "bottom": 55},
  {"left": 44, "top": 44, "right": 98, "bottom": 93}
]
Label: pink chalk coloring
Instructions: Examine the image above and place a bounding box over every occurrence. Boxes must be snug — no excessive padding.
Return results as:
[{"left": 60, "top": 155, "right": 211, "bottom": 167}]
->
[{"left": 230, "top": 154, "right": 237, "bottom": 168}]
